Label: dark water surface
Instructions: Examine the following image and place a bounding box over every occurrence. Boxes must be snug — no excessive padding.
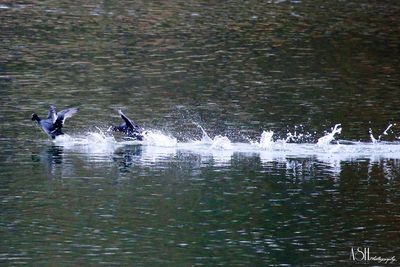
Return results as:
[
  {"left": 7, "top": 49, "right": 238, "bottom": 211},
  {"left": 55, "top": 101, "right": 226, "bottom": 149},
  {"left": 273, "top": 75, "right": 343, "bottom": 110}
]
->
[{"left": 1, "top": 1, "right": 400, "bottom": 266}]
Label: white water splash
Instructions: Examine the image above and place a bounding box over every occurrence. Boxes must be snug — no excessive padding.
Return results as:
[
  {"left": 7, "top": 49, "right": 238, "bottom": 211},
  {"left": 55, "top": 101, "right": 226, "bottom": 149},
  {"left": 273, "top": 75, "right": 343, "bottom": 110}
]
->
[
  {"left": 142, "top": 130, "right": 177, "bottom": 147},
  {"left": 251, "top": 131, "right": 275, "bottom": 149},
  {"left": 372, "top": 123, "right": 397, "bottom": 143},
  {"left": 383, "top": 123, "right": 394, "bottom": 136},
  {"left": 369, "top": 128, "right": 378, "bottom": 144},
  {"left": 193, "top": 123, "right": 213, "bottom": 144},
  {"left": 317, "top": 124, "right": 342, "bottom": 146},
  {"left": 46, "top": 123, "right": 400, "bottom": 169},
  {"left": 376, "top": 123, "right": 396, "bottom": 143},
  {"left": 210, "top": 135, "right": 233, "bottom": 150},
  {"left": 54, "top": 131, "right": 120, "bottom": 154}
]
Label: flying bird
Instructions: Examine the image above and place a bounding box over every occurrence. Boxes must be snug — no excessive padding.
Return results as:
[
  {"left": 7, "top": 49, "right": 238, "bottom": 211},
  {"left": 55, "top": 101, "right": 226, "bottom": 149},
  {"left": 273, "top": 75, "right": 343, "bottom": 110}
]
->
[{"left": 31, "top": 105, "right": 78, "bottom": 139}]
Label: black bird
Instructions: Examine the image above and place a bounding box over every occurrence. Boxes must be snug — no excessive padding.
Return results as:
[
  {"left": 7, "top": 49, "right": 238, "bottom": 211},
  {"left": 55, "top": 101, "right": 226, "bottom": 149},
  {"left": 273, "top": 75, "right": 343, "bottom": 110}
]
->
[
  {"left": 31, "top": 105, "right": 78, "bottom": 139},
  {"left": 112, "top": 110, "right": 143, "bottom": 140}
]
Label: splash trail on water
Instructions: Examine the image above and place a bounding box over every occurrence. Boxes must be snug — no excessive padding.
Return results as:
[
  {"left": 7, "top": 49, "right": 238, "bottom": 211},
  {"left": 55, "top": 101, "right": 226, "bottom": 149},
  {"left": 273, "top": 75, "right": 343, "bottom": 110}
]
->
[{"left": 50, "top": 123, "right": 400, "bottom": 167}]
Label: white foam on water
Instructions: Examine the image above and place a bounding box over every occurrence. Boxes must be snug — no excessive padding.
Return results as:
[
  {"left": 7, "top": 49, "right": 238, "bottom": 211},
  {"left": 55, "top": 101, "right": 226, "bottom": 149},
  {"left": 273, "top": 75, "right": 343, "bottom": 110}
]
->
[
  {"left": 53, "top": 131, "right": 121, "bottom": 156},
  {"left": 48, "top": 123, "right": 400, "bottom": 168},
  {"left": 210, "top": 135, "right": 233, "bottom": 150},
  {"left": 252, "top": 131, "right": 274, "bottom": 149},
  {"left": 142, "top": 130, "right": 177, "bottom": 147}
]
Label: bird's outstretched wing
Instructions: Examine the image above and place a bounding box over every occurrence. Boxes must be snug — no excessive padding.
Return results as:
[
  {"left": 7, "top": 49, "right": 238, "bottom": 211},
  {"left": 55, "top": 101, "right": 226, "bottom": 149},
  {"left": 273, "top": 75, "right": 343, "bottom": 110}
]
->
[
  {"left": 47, "top": 105, "right": 57, "bottom": 123},
  {"left": 55, "top": 107, "right": 78, "bottom": 126},
  {"left": 119, "top": 110, "right": 142, "bottom": 131}
]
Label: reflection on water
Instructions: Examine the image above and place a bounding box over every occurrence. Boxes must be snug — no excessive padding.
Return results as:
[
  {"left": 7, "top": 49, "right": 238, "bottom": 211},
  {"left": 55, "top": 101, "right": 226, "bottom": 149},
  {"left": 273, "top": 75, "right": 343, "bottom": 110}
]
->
[
  {"left": 36, "top": 139, "right": 400, "bottom": 182},
  {"left": 2, "top": 141, "right": 400, "bottom": 265},
  {"left": 35, "top": 145, "right": 64, "bottom": 176},
  {"left": 37, "top": 143, "right": 400, "bottom": 184},
  {"left": 2, "top": 0, "right": 400, "bottom": 265}
]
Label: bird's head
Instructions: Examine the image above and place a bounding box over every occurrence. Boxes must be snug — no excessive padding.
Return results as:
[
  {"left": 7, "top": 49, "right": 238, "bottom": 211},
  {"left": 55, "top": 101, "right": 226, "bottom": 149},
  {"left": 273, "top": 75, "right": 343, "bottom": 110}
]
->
[{"left": 31, "top": 113, "right": 39, "bottom": 121}]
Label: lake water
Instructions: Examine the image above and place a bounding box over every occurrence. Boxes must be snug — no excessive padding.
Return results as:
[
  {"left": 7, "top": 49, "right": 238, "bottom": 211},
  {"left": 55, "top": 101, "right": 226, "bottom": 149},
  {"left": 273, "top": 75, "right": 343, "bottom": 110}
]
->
[{"left": 1, "top": 1, "right": 400, "bottom": 265}]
